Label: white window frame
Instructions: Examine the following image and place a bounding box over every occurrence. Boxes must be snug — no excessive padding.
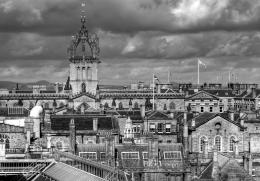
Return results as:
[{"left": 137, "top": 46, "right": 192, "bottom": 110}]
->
[
  {"left": 165, "top": 124, "right": 171, "bottom": 133},
  {"left": 149, "top": 124, "right": 155, "bottom": 133},
  {"left": 163, "top": 151, "right": 182, "bottom": 160},
  {"left": 199, "top": 136, "right": 208, "bottom": 153},
  {"left": 200, "top": 106, "right": 204, "bottom": 112},
  {"left": 157, "top": 123, "right": 164, "bottom": 133},
  {"left": 142, "top": 152, "right": 148, "bottom": 159},
  {"left": 79, "top": 152, "right": 97, "bottom": 160},
  {"left": 209, "top": 106, "right": 213, "bottom": 112},
  {"left": 121, "top": 152, "right": 139, "bottom": 159},
  {"left": 214, "top": 136, "right": 222, "bottom": 152},
  {"left": 100, "top": 152, "right": 106, "bottom": 160},
  {"left": 229, "top": 135, "right": 237, "bottom": 152}
]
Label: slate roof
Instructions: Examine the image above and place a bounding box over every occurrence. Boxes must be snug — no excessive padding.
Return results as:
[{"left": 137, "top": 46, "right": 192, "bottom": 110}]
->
[
  {"left": 186, "top": 90, "right": 219, "bottom": 100},
  {"left": 50, "top": 115, "right": 118, "bottom": 131},
  {"left": 146, "top": 111, "right": 172, "bottom": 120},
  {"left": 39, "top": 162, "right": 107, "bottom": 181},
  {"left": 188, "top": 112, "right": 242, "bottom": 129},
  {"left": 205, "top": 89, "right": 237, "bottom": 97},
  {"left": 199, "top": 154, "right": 254, "bottom": 181}
]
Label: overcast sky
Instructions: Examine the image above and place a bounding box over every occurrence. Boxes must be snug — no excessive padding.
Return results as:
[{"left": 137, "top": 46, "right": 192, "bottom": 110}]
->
[{"left": 1, "top": 0, "right": 260, "bottom": 85}]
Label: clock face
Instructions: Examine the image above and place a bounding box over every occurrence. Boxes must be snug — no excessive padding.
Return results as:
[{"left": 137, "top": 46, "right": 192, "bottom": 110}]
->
[{"left": 215, "top": 123, "right": 221, "bottom": 130}]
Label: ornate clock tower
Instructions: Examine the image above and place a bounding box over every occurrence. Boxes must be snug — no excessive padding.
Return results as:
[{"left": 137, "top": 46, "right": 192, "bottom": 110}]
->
[{"left": 67, "top": 3, "right": 100, "bottom": 94}]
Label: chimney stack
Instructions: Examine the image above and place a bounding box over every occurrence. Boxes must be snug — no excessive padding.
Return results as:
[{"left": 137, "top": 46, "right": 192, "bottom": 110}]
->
[
  {"left": 229, "top": 111, "right": 234, "bottom": 121},
  {"left": 69, "top": 119, "right": 76, "bottom": 154},
  {"left": 141, "top": 105, "right": 145, "bottom": 118},
  {"left": 93, "top": 118, "right": 98, "bottom": 132}
]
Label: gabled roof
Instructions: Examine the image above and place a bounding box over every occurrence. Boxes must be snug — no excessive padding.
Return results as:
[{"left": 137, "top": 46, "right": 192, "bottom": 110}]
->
[
  {"left": 146, "top": 111, "right": 171, "bottom": 120},
  {"left": 186, "top": 90, "right": 219, "bottom": 100},
  {"left": 199, "top": 153, "right": 254, "bottom": 181},
  {"left": 189, "top": 112, "right": 242, "bottom": 129}
]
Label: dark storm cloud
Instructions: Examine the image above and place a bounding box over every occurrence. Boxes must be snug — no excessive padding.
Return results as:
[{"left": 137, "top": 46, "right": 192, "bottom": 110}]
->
[
  {"left": 1, "top": 0, "right": 260, "bottom": 36},
  {"left": 1, "top": 0, "right": 260, "bottom": 84}
]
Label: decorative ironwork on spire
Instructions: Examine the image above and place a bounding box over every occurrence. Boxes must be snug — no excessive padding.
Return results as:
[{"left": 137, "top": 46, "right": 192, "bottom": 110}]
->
[{"left": 67, "top": 2, "right": 100, "bottom": 63}]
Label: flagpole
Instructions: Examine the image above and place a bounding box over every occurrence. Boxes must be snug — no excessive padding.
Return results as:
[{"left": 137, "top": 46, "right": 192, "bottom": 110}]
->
[
  {"left": 152, "top": 74, "right": 155, "bottom": 111},
  {"left": 197, "top": 59, "right": 200, "bottom": 86}
]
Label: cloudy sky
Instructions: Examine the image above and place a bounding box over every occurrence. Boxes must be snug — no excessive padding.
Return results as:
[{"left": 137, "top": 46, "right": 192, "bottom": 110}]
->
[{"left": 1, "top": 0, "right": 260, "bottom": 85}]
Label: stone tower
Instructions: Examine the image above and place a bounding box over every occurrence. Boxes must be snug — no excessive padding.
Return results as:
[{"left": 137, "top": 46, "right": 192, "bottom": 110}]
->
[{"left": 67, "top": 3, "right": 100, "bottom": 94}]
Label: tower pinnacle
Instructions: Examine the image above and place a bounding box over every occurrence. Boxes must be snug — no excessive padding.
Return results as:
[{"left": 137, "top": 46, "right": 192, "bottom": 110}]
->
[{"left": 81, "top": 2, "right": 86, "bottom": 24}]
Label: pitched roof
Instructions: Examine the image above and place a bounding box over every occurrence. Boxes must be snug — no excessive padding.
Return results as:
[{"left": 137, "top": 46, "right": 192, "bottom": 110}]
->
[
  {"left": 205, "top": 89, "right": 236, "bottom": 97},
  {"left": 42, "top": 162, "right": 107, "bottom": 181},
  {"left": 146, "top": 111, "right": 172, "bottom": 120},
  {"left": 188, "top": 112, "right": 242, "bottom": 129},
  {"left": 186, "top": 90, "right": 219, "bottom": 100}
]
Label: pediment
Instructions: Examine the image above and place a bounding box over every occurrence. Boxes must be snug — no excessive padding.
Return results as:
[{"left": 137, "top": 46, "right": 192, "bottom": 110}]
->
[
  {"left": 73, "top": 95, "right": 95, "bottom": 103},
  {"left": 187, "top": 91, "right": 219, "bottom": 100},
  {"left": 147, "top": 111, "right": 171, "bottom": 120}
]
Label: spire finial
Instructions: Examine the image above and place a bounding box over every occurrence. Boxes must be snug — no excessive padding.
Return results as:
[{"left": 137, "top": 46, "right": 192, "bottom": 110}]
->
[{"left": 81, "top": 2, "right": 86, "bottom": 24}]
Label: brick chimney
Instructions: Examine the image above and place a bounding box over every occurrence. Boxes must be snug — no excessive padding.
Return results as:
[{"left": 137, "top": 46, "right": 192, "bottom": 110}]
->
[
  {"left": 229, "top": 111, "right": 234, "bottom": 121},
  {"left": 69, "top": 118, "right": 76, "bottom": 154},
  {"left": 183, "top": 112, "right": 188, "bottom": 155},
  {"left": 93, "top": 118, "right": 98, "bottom": 132},
  {"left": 140, "top": 105, "right": 145, "bottom": 118}
]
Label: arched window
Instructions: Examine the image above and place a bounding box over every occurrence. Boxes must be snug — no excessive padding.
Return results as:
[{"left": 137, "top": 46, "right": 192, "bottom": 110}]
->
[
  {"left": 29, "top": 102, "right": 34, "bottom": 109},
  {"left": 200, "top": 136, "right": 207, "bottom": 153},
  {"left": 104, "top": 102, "right": 109, "bottom": 109},
  {"left": 169, "top": 102, "right": 176, "bottom": 110},
  {"left": 215, "top": 136, "right": 222, "bottom": 152},
  {"left": 163, "top": 104, "right": 167, "bottom": 110},
  {"left": 5, "top": 139, "right": 9, "bottom": 149},
  {"left": 134, "top": 102, "right": 139, "bottom": 109},
  {"left": 44, "top": 102, "right": 49, "bottom": 109},
  {"left": 119, "top": 102, "right": 123, "bottom": 110},
  {"left": 81, "top": 83, "right": 86, "bottom": 93},
  {"left": 59, "top": 102, "right": 64, "bottom": 107},
  {"left": 229, "top": 136, "right": 236, "bottom": 152},
  {"left": 56, "top": 141, "right": 63, "bottom": 150}
]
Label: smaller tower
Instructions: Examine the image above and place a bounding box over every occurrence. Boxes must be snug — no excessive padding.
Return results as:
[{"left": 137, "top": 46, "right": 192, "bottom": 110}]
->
[{"left": 67, "top": 2, "right": 101, "bottom": 94}]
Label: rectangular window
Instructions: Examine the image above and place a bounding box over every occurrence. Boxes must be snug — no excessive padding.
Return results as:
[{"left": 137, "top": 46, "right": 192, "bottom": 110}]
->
[
  {"left": 142, "top": 152, "right": 148, "bottom": 159},
  {"left": 164, "top": 151, "right": 182, "bottom": 159},
  {"left": 121, "top": 152, "right": 139, "bottom": 159},
  {"left": 149, "top": 124, "right": 155, "bottom": 133},
  {"left": 167, "top": 140, "right": 172, "bottom": 143},
  {"left": 79, "top": 152, "right": 97, "bottom": 160},
  {"left": 157, "top": 123, "right": 163, "bottom": 133},
  {"left": 165, "top": 124, "right": 171, "bottom": 133},
  {"left": 100, "top": 152, "right": 106, "bottom": 160},
  {"left": 219, "top": 106, "right": 223, "bottom": 113},
  {"left": 200, "top": 107, "right": 204, "bottom": 112},
  {"left": 209, "top": 107, "right": 213, "bottom": 112}
]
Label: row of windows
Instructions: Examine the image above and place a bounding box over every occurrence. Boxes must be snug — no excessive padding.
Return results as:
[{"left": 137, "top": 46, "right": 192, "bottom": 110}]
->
[
  {"left": 121, "top": 151, "right": 182, "bottom": 160},
  {"left": 199, "top": 135, "right": 237, "bottom": 152},
  {"left": 200, "top": 106, "right": 223, "bottom": 113},
  {"left": 149, "top": 123, "right": 173, "bottom": 133},
  {"left": 103, "top": 102, "right": 176, "bottom": 109},
  {"left": 79, "top": 152, "right": 106, "bottom": 160},
  {"left": 78, "top": 151, "right": 182, "bottom": 160}
]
